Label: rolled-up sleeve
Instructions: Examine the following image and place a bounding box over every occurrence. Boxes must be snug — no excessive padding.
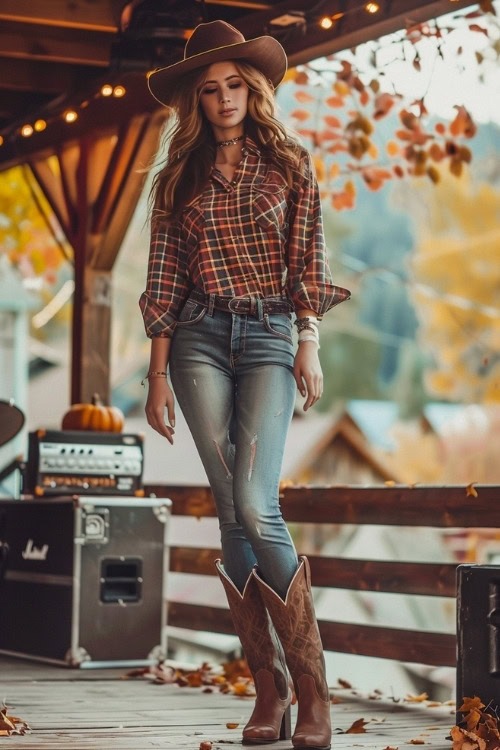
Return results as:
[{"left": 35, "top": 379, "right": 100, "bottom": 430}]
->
[
  {"left": 286, "top": 149, "right": 351, "bottom": 319},
  {"left": 138, "top": 219, "right": 192, "bottom": 338}
]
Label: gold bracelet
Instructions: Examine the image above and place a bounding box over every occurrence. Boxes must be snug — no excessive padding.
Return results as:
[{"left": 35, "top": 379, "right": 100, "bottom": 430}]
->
[{"left": 141, "top": 370, "right": 168, "bottom": 387}]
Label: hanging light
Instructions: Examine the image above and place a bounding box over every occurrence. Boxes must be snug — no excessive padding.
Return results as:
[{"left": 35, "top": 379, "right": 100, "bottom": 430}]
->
[
  {"left": 0, "top": 135, "right": 4, "bottom": 146},
  {"left": 21, "top": 124, "right": 33, "bottom": 137},
  {"left": 319, "top": 16, "right": 334, "bottom": 29},
  {"left": 34, "top": 119, "right": 47, "bottom": 132},
  {"left": 101, "top": 84, "right": 113, "bottom": 96},
  {"left": 63, "top": 110, "right": 78, "bottom": 123},
  {"left": 113, "top": 85, "right": 126, "bottom": 97},
  {"left": 365, "top": 2, "right": 380, "bottom": 12}
]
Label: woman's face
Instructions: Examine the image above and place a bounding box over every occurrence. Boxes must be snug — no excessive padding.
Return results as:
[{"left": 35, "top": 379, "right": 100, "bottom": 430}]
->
[{"left": 199, "top": 61, "right": 249, "bottom": 134}]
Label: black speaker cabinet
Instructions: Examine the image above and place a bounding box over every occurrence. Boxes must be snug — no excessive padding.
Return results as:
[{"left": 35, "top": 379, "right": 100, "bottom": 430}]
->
[
  {"left": 0, "top": 495, "right": 172, "bottom": 668},
  {"left": 456, "top": 563, "right": 500, "bottom": 724}
]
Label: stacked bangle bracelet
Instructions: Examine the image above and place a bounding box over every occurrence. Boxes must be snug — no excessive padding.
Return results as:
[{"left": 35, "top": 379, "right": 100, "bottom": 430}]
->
[
  {"left": 141, "top": 370, "right": 168, "bottom": 387},
  {"left": 295, "top": 315, "right": 320, "bottom": 349}
]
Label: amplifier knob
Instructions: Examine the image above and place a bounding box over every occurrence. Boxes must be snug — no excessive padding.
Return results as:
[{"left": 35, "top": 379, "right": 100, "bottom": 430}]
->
[
  {"left": 67, "top": 458, "right": 75, "bottom": 467},
  {"left": 56, "top": 458, "right": 64, "bottom": 467}
]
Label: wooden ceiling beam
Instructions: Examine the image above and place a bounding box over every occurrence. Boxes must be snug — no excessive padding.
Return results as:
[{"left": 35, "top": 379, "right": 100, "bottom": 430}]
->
[
  {"left": 0, "top": 29, "right": 110, "bottom": 68},
  {"left": 0, "top": 0, "right": 122, "bottom": 33},
  {"left": 0, "top": 58, "right": 100, "bottom": 93}
]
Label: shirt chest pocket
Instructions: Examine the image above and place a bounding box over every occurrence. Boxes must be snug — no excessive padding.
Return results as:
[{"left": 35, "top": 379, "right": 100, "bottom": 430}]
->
[{"left": 251, "top": 182, "right": 289, "bottom": 234}]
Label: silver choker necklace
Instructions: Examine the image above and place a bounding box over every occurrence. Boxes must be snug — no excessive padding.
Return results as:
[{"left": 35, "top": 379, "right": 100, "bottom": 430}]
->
[{"left": 216, "top": 134, "right": 244, "bottom": 148}]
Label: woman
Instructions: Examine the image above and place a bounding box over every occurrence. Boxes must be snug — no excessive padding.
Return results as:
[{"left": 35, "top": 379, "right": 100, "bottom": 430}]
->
[{"left": 139, "top": 20, "right": 350, "bottom": 750}]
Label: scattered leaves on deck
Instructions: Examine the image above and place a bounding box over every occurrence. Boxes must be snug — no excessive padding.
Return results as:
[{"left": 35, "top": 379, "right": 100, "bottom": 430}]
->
[
  {"left": 449, "top": 694, "right": 500, "bottom": 750},
  {"left": 0, "top": 702, "right": 31, "bottom": 736}
]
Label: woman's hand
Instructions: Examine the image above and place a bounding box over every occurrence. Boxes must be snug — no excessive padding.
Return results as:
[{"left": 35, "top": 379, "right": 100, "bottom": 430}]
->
[
  {"left": 145, "top": 377, "right": 176, "bottom": 443},
  {"left": 293, "top": 341, "right": 323, "bottom": 411}
]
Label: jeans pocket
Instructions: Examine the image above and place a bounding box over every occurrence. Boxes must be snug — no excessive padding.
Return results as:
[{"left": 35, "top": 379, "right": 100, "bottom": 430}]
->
[
  {"left": 176, "top": 299, "right": 208, "bottom": 327},
  {"left": 262, "top": 312, "right": 293, "bottom": 344}
]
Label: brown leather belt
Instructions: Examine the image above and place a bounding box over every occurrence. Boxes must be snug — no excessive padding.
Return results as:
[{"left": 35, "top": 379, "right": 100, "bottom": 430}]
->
[{"left": 189, "top": 287, "right": 293, "bottom": 316}]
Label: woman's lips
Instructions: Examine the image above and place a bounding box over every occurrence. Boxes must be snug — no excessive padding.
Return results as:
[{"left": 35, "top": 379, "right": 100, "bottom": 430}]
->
[{"left": 220, "top": 109, "right": 236, "bottom": 116}]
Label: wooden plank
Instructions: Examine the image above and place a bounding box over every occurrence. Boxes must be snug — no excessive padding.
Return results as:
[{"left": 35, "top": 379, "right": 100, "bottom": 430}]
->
[
  {"left": 0, "top": 0, "right": 121, "bottom": 33},
  {"left": 168, "top": 602, "right": 456, "bottom": 666},
  {"left": 170, "top": 547, "right": 457, "bottom": 597},
  {"left": 145, "top": 484, "right": 500, "bottom": 527},
  {"left": 0, "top": 29, "right": 110, "bottom": 67},
  {"left": 0, "top": 655, "right": 456, "bottom": 749}
]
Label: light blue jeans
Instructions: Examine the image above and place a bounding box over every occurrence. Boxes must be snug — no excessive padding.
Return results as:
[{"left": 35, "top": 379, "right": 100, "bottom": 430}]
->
[{"left": 168, "top": 289, "right": 300, "bottom": 600}]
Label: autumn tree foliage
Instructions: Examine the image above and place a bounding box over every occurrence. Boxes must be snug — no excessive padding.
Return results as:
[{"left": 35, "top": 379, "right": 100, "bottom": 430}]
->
[{"left": 285, "top": 2, "right": 498, "bottom": 210}]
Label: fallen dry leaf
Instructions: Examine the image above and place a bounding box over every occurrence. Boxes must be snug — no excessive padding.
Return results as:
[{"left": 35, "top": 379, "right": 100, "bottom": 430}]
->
[
  {"left": 466, "top": 482, "right": 478, "bottom": 498},
  {"left": 200, "top": 743, "right": 212, "bottom": 750},
  {"left": 331, "top": 695, "right": 343, "bottom": 704},
  {"left": 0, "top": 703, "right": 31, "bottom": 736},
  {"left": 338, "top": 677, "right": 352, "bottom": 688},
  {"left": 405, "top": 692, "right": 429, "bottom": 703},
  {"left": 346, "top": 718, "right": 370, "bottom": 734},
  {"left": 226, "top": 722, "right": 239, "bottom": 729},
  {"left": 426, "top": 701, "right": 442, "bottom": 707},
  {"left": 407, "top": 740, "right": 425, "bottom": 745}
]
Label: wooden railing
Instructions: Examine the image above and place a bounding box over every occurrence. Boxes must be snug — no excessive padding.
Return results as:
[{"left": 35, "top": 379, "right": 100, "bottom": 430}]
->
[{"left": 144, "top": 483, "right": 499, "bottom": 667}]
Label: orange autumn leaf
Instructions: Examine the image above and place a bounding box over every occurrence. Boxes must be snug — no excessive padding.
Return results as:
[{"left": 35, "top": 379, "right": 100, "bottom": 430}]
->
[
  {"left": 329, "top": 162, "right": 340, "bottom": 180},
  {"left": 466, "top": 482, "right": 478, "bottom": 498},
  {"left": 408, "top": 740, "right": 425, "bottom": 745},
  {"left": 334, "top": 80, "right": 350, "bottom": 96},
  {"left": 326, "top": 95, "right": 345, "bottom": 108},
  {"left": 405, "top": 692, "right": 428, "bottom": 702},
  {"left": 290, "top": 109, "right": 311, "bottom": 121},
  {"left": 294, "top": 71, "right": 309, "bottom": 85},
  {"left": 226, "top": 722, "right": 240, "bottom": 729},
  {"left": 387, "top": 141, "right": 400, "bottom": 156},
  {"left": 294, "top": 89, "right": 315, "bottom": 103},
  {"left": 324, "top": 115, "right": 342, "bottom": 128},
  {"left": 359, "top": 89, "right": 370, "bottom": 106},
  {"left": 459, "top": 697, "right": 486, "bottom": 713}
]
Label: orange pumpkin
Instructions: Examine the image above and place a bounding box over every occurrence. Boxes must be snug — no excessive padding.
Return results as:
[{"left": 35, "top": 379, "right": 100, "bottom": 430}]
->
[{"left": 61, "top": 392, "right": 124, "bottom": 432}]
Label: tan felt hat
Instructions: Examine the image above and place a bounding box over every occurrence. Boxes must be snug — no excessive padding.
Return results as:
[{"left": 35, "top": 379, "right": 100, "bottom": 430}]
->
[{"left": 147, "top": 19, "right": 288, "bottom": 106}]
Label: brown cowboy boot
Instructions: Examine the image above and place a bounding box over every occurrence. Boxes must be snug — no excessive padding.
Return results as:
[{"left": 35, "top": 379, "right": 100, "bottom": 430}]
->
[
  {"left": 252, "top": 555, "right": 331, "bottom": 750},
  {"left": 215, "top": 559, "right": 294, "bottom": 744}
]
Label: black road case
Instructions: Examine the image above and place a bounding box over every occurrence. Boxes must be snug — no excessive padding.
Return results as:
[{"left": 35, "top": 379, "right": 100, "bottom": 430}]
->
[
  {"left": 456, "top": 563, "right": 500, "bottom": 723},
  {"left": 0, "top": 495, "right": 172, "bottom": 668}
]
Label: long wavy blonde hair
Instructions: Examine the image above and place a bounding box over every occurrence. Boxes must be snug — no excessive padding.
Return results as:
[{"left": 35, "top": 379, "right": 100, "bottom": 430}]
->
[{"left": 147, "top": 59, "right": 307, "bottom": 229}]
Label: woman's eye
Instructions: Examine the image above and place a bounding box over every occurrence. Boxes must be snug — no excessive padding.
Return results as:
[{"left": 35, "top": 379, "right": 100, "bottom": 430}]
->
[{"left": 202, "top": 83, "right": 241, "bottom": 94}]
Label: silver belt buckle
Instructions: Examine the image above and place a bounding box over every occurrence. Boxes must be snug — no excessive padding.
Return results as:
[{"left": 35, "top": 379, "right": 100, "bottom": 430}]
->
[{"left": 227, "top": 295, "right": 249, "bottom": 314}]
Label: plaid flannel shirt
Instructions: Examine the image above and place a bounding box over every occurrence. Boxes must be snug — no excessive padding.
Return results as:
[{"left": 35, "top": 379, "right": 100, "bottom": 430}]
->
[{"left": 139, "top": 133, "right": 350, "bottom": 338}]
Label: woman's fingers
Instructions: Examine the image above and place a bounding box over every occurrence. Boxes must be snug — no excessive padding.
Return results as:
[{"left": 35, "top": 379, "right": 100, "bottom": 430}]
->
[
  {"left": 146, "top": 406, "right": 175, "bottom": 443},
  {"left": 300, "top": 372, "right": 323, "bottom": 410}
]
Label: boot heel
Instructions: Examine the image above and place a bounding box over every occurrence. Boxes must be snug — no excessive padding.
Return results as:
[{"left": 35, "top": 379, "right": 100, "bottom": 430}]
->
[{"left": 280, "top": 704, "right": 291, "bottom": 740}]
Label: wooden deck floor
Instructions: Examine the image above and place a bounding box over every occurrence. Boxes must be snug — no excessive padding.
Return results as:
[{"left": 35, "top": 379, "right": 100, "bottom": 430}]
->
[{"left": 1, "top": 655, "right": 456, "bottom": 749}]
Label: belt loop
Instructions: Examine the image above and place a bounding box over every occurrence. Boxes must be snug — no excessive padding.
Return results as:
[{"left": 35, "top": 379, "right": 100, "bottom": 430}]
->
[
  {"left": 207, "top": 292, "right": 215, "bottom": 317},
  {"left": 256, "top": 298, "right": 263, "bottom": 321}
]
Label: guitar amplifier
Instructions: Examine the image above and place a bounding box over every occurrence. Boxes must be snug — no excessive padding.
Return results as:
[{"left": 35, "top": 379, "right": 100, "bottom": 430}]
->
[
  {"left": 26, "top": 429, "right": 144, "bottom": 497},
  {"left": 456, "top": 564, "right": 500, "bottom": 723},
  {"left": 0, "top": 495, "right": 172, "bottom": 667}
]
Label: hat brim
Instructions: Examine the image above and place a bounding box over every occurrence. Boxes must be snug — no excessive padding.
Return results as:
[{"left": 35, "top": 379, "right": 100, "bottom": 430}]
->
[{"left": 147, "top": 35, "right": 288, "bottom": 106}]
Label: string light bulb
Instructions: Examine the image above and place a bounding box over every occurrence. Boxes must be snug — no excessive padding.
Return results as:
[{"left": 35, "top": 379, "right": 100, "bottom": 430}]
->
[
  {"left": 101, "top": 84, "right": 113, "bottom": 96},
  {"left": 63, "top": 110, "right": 78, "bottom": 123},
  {"left": 365, "top": 2, "right": 380, "bottom": 11},
  {"left": 0, "top": 135, "right": 3, "bottom": 146},
  {"left": 21, "top": 124, "right": 33, "bottom": 137},
  {"left": 113, "top": 85, "right": 126, "bottom": 97},
  {"left": 34, "top": 119, "right": 46, "bottom": 132},
  {"left": 319, "top": 16, "right": 334, "bottom": 29}
]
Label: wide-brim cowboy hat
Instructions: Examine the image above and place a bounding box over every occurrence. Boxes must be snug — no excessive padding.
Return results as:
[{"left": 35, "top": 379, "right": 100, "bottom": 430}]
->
[{"left": 147, "top": 19, "right": 288, "bottom": 106}]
